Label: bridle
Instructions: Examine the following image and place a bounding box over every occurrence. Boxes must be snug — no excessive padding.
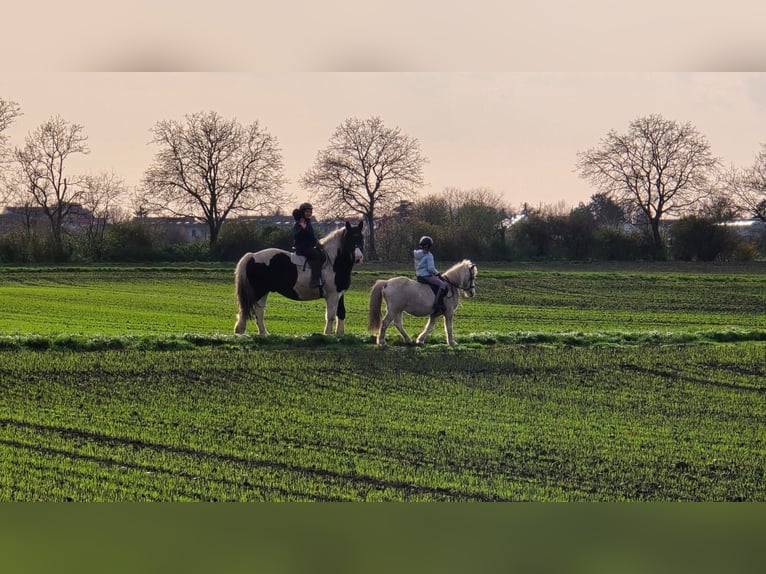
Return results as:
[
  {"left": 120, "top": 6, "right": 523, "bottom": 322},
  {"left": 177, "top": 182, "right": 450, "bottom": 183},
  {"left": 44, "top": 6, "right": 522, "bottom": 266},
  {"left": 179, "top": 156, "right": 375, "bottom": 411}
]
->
[
  {"left": 344, "top": 230, "right": 364, "bottom": 262},
  {"left": 442, "top": 263, "right": 476, "bottom": 293},
  {"left": 322, "top": 227, "right": 364, "bottom": 266}
]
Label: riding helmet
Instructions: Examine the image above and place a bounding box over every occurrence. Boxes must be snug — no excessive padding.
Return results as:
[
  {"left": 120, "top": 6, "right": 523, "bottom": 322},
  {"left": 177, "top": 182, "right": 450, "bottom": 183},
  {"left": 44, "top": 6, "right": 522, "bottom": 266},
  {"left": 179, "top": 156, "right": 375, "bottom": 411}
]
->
[
  {"left": 419, "top": 236, "right": 433, "bottom": 248},
  {"left": 299, "top": 202, "right": 313, "bottom": 212}
]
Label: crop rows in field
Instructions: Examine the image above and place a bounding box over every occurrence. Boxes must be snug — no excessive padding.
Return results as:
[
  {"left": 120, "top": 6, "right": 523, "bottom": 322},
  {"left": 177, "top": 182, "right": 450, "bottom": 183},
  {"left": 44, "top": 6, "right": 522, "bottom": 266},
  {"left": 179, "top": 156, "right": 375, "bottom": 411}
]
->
[
  {"left": 1, "top": 266, "right": 765, "bottom": 338},
  {"left": 1, "top": 343, "right": 765, "bottom": 501},
  {"left": 0, "top": 270, "right": 238, "bottom": 335},
  {"left": 1, "top": 264, "right": 764, "bottom": 501}
]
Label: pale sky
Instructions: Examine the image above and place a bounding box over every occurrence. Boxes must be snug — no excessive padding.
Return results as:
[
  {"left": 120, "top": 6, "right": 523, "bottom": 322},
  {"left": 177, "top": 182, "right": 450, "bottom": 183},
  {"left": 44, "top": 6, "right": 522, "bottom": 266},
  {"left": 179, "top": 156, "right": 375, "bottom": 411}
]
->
[{"left": 3, "top": 73, "right": 766, "bottom": 215}]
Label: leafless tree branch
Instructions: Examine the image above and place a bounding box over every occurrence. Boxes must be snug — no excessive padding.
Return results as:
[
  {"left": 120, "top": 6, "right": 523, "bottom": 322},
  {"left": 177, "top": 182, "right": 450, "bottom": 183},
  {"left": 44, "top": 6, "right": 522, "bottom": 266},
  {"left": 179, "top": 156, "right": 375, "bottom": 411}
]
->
[
  {"left": 13, "top": 115, "right": 90, "bottom": 256},
  {"left": 577, "top": 114, "right": 719, "bottom": 254},
  {"left": 301, "top": 116, "right": 427, "bottom": 260},
  {"left": 140, "top": 111, "right": 288, "bottom": 247}
]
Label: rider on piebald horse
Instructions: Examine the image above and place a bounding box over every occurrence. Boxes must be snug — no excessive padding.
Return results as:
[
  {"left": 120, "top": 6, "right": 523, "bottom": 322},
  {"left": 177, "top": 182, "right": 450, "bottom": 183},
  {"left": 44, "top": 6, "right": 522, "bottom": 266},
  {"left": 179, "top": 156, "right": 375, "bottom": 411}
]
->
[{"left": 292, "top": 202, "right": 324, "bottom": 289}]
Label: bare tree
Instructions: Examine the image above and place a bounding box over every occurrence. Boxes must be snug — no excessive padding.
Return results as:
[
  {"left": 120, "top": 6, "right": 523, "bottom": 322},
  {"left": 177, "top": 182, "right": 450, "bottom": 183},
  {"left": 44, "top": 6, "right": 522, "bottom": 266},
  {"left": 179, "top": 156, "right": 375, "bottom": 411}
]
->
[
  {"left": 14, "top": 115, "right": 90, "bottom": 257},
  {"left": 697, "top": 165, "right": 746, "bottom": 222},
  {"left": 577, "top": 114, "right": 719, "bottom": 255},
  {"left": 301, "top": 116, "right": 427, "bottom": 260},
  {"left": 79, "top": 171, "right": 128, "bottom": 259},
  {"left": 140, "top": 111, "right": 287, "bottom": 249},
  {"left": 0, "top": 98, "right": 22, "bottom": 199},
  {"left": 736, "top": 145, "right": 766, "bottom": 221},
  {"left": 0, "top": 98, "right": 21, "bottom": 152}
]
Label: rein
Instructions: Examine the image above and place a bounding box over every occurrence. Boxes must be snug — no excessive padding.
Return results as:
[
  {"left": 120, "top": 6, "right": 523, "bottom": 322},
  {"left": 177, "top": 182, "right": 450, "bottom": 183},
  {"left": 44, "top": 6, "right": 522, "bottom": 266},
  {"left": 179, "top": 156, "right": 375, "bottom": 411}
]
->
[
  {"left": 442, "top": 264, "right": 476, "bottom": 293},
  {"left": 318, "top": 229, "right": 344, "bottom": 267},
  {"left": 319, "top": 228, "right": 362, "bottom": 267}
]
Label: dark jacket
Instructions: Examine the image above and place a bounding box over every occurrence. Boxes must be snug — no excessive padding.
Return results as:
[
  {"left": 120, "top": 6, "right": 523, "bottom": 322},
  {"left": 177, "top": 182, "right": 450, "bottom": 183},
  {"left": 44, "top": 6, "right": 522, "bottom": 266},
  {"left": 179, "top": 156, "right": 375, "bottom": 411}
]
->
[{"left": 293, "top": 220, "right": 318, "bottom": 254}]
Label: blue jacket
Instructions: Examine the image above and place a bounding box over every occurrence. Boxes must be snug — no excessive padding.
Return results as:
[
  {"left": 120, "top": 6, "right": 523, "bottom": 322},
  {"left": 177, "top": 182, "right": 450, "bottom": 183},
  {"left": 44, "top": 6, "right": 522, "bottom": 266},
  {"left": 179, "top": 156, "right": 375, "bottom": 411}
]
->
[{"left": 414, "top": 249, "right": 439, "bottom": 277}]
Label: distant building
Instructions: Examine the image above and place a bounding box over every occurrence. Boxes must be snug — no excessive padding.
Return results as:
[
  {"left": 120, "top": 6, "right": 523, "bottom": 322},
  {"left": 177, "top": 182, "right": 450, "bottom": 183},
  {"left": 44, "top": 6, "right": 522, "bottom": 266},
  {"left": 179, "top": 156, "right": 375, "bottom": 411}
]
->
[
  {"left": 234, "top": 214, "right": 294, "bottom": 229},
  {"left": 720, "top": 219, "right": 766, "bottom": 241},
  {"left": 140, "top": 216, "right": 210, "bottom": 243},
  {"left": 133, "top": 214, "right": 350, "bottom": 244},
  {"left": 0, "top": 204, "right": 99, "bottom": 232},
  {"left": 228, "top": 214, "right": 348, "bottom": 238},
  {"left": 0, "top": 206, "right": 45, "bottom": 232}
]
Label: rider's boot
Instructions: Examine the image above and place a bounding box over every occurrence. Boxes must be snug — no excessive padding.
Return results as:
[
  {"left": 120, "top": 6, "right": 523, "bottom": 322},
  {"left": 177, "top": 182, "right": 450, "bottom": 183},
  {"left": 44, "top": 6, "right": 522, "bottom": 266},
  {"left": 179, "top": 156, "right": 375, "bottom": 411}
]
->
[
  {"left": 433, "top": 287, "right": 447, "bottom": 312},
  {"left": 309, "top": 263, "right": 322, "bottom": 289}
]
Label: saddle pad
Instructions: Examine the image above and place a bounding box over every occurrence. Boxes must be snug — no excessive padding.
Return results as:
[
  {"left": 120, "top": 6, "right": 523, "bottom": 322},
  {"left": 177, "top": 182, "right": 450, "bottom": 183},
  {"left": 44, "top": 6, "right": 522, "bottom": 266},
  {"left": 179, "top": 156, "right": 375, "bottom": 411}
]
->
[
  {"left": 290, "top": 252, "right": 307, "bottom": 267},
  {"left": 416, "top": 276, "right": 440, "bottom": 295}
]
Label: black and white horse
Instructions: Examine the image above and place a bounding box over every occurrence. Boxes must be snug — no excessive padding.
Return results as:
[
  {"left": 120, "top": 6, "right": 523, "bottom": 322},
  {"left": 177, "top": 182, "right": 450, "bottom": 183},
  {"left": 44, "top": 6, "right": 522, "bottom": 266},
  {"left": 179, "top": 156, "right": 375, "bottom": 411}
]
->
[{"left": 234, "top": 221, "right": 364, "bottom": 335}]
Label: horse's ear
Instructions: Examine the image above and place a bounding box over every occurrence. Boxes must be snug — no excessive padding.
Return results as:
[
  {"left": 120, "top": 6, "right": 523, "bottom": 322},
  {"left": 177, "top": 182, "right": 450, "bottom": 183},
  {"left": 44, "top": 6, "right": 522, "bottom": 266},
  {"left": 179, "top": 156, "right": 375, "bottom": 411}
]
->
[
  {"left": 357, "top": 220, "right": 364, "bottom": 230},
  {"left": 345, "top": 221, "right": 351, "bottom": 231}
]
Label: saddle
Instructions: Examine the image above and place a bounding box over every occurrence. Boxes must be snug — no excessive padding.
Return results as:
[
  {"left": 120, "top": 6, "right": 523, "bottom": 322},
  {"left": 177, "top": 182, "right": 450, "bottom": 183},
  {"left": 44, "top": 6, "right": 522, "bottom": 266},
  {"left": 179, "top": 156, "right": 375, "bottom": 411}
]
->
[
  {"left": 416, "top": 276, "right": 441, "bottom": 295},
  {"left": 290, "top": 249, "right": 326, "bottom": 271}
]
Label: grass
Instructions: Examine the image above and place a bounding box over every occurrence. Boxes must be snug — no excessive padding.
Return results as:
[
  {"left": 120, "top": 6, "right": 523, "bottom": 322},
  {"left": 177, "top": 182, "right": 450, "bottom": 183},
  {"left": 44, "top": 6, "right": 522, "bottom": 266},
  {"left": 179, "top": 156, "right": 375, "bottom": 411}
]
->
[
  {"left": 1, "top": 262, "right": 765, "bottom": 500},
  {"left": 1, "top": 344, "right": 764, "bottom": 501},
  {"left": 1, "top": 263, "right": 764, "bottom": 338}
]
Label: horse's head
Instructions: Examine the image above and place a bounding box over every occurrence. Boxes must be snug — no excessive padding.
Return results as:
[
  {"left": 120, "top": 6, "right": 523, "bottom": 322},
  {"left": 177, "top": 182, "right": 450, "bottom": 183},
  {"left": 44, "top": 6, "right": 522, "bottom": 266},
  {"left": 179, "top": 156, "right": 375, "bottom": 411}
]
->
[
  {"left": 344, "top": 221, "right": 364, "bottom": 264},
  {"left": 463, "top": 260, "right": 477, "bottom": 298}
]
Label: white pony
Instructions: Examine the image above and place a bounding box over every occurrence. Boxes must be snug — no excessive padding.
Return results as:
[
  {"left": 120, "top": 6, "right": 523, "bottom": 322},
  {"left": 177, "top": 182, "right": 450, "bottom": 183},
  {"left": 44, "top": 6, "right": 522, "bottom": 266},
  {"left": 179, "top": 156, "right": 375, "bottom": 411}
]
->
[{"left": 368, "top": 259, "right": 477, "bottom": 347}]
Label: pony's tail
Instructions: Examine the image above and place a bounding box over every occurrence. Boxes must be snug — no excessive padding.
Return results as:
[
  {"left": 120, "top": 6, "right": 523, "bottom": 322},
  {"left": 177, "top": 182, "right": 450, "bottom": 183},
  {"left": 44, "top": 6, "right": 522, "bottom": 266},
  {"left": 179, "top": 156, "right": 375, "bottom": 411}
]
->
[
  {"left": 235, "top": 255, "right": 257, "bottom": 321},
  {"left": 368, "top": 280, "right": 386, "bottom": 331}
]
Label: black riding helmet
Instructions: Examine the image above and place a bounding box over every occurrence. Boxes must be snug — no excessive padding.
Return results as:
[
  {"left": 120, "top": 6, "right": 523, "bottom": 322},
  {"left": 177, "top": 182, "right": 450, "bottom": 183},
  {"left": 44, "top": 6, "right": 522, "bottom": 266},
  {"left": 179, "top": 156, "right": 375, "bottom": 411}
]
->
[
  {"left": 299, "top": 202, "right": 313, "bottom": 213},
  {"left": 419, "top": 236, "right": 433, "bottom": 248}
]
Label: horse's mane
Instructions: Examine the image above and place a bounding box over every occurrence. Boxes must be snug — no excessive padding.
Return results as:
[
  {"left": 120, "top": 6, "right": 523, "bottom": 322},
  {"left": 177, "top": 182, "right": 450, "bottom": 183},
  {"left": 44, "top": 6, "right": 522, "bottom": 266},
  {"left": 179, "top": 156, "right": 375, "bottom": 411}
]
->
[
  {"left": 318, "top": 225, "right": 346, "bottom": 249},
  {"left": 443, "top": 259, "right": 474, "bottom": 277}
]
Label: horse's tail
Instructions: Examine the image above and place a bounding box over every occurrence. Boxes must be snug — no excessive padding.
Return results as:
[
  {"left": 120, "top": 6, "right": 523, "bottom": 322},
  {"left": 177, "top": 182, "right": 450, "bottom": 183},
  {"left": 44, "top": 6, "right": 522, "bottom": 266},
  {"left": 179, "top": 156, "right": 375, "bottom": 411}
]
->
[
  {"left": 368, "top": 280, "right": 386, "bottom": 331},
  {"left": 235, "top": 255, "right": 258, "bottom": 320}
]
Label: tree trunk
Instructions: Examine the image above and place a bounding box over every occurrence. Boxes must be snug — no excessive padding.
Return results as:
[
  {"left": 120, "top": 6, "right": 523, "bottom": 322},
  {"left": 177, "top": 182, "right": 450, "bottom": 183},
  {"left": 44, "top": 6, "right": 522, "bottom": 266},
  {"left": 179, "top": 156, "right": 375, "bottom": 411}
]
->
[
  {"left": 650, "top": 218, "right": 665, "bottom": 259},
  {"left": 208, "top": 219, "right": 220, "bottom": 253},
  {"left": 50, "top": 215, "right": 65, "bottom": 261},
  {"left": 365, "top": 213, "right": 377, "bottom": 260}
]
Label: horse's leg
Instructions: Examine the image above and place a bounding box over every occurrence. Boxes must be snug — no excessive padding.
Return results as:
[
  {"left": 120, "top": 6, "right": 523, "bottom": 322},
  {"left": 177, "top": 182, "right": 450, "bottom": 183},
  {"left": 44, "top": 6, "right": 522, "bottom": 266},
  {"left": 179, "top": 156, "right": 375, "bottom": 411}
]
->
[
  {"left": 392, "top": 312, "right": 413, "bottom": 345},
  {"left": 254, "top": 294, "right": 269, "bottom": 335},
  {"left": 234, "top": 309, "right": 247, "bottom": 334},
  {"left": 235, "top": 294, "right": 258, "bottom": 334},
  {"left": 377, "top": 311, "right": 395, "bottom": 347},
  {"left": 335, "top": 295, "right": 346, "bottom": 335},
  {"left": 444, "top": 312, "right": 457, "bottom": 347},
  {"left": 416, "top": 314, "right": 439, "bottom": 345},
  {"left": 324, "top": 293, "right": 340, "bottom": 335}
]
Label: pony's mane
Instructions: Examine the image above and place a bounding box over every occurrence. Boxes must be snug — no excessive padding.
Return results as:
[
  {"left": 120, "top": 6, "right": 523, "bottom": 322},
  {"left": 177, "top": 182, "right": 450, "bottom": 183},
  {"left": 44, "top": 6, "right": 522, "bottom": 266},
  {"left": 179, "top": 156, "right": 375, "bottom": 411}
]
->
[{"left": 444, "top": 259, "right": 474, "bottom": 276}]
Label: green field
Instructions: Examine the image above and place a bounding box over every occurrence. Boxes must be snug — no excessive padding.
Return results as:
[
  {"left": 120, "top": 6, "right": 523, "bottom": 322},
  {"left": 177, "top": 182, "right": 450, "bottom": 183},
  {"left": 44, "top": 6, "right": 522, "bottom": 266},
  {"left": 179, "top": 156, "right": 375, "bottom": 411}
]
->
[{"left": 1, "top": 263, "right": 765, "bottom": 500}]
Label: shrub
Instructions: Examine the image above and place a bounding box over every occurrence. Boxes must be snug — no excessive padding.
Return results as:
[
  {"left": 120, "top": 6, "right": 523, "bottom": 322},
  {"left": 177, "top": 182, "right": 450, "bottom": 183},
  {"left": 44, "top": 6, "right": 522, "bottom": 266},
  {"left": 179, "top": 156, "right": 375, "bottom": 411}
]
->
[
  {"left": 164, "top": 241, "right": 211, "bottom": 262},
  {"left": 0, "top": 231, "right": 60, "bottom": 263},
  {"left": 592, "top": 227, "right": 645, "bottom": 260},
  {"left": 214, "top": 222, "right": 293, "bottom": 261},
  {"left": 730, "top": 242, "right": 757, "bottom": 262},
  {"left": 669, "top": 216, "right": 739, "bottom": 261},
  {"left": 104, "top": 221, "right": 166, "bottom": 261}
]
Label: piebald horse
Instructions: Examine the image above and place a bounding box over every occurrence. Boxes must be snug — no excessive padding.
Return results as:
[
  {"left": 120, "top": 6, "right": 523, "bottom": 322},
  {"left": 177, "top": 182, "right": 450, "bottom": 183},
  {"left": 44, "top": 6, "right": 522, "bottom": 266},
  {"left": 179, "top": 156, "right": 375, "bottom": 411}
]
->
[
  {"left": 368, "top": 259, "right": 477, "bottom": 347},
  {"left": 234, "top": 221, "right": 364, "bottom": 335}
]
